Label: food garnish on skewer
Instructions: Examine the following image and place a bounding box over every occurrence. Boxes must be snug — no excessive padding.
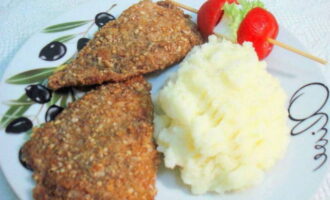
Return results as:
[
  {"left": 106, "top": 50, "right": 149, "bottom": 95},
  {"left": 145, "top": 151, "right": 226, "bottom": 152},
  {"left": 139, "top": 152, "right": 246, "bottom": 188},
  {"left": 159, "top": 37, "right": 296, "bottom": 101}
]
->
[
  {"left": 224, "top": 1, "right": 278, "bottom": 59},
  {"left": 197, "top": 0, "right": 237, "bottom": 39},
  {"left": 170, "top": 0, "right": 328, "bottom": 64}
]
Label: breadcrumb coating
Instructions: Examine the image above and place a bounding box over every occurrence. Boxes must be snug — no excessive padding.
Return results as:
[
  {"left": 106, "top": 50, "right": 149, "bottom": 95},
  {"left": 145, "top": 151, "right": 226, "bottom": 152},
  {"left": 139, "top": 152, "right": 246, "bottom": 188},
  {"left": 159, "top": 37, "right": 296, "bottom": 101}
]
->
[
  {"left": 22, "top": 76, "right": 158, "bottom": 200},
  {"left": 48, "top": 0, "right": 203, "bottom": 90}
]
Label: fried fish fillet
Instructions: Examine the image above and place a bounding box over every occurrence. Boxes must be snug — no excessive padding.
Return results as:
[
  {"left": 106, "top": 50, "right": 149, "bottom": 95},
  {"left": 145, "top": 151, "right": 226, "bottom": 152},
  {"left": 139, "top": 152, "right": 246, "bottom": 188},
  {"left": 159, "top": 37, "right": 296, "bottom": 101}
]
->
[
  {"left": 22, "top": 76, "right": 158, "bottom": 200},
  {"left": 48, "top": 0, "right": 203, "bottom": 90}
]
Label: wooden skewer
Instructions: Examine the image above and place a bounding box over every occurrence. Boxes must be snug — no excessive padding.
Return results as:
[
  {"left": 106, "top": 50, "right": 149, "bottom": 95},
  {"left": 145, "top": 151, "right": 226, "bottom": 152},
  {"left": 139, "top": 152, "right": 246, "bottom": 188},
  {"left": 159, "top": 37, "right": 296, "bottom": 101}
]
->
[
  {"left": 267, "top": 38, "right": 327, "bottom": 65},
  {"left": 171, "top": 1, "right": 199, "bottom": 13},
  {"left": 169, "top": 0, "right": 328, "bottom": 65}
]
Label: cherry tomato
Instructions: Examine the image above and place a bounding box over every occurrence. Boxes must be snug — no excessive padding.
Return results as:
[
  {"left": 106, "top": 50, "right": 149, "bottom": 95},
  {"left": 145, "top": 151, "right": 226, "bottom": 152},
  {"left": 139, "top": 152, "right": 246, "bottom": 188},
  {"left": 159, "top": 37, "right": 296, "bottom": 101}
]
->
[
  {"left": 197, "top": 0, "right": 237, "bottom": 39},
  {"left": 237, "top": 7, "right": 279, "bottom": 60}
]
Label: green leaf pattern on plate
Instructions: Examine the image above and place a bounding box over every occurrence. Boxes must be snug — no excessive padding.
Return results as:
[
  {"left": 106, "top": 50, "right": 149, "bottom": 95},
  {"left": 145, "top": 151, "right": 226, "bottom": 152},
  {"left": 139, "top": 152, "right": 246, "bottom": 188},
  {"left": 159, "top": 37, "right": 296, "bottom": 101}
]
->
[
  {"left": 0, "top": 94, "right": 32, "bottom": 127},
  {"left": 4, "top": 99, "right": 34, "bottom": 106},
  {"left": 60, "top": 94, "right": 69, "bottom": 108},
  {"left": 6, "top": 67, "right": 56, "bottom": 85},
  {"left": 47, "top": 92, "right": 62, "bottom": 107},
  {"left": 43, "top": 20, "right": 90, "bottom": 33},
  {"left": 53, "top": 34, "right": 77, "bottom": 43},
  {"left": 1, "top": 4, "right": 117, "bottom": 130}
]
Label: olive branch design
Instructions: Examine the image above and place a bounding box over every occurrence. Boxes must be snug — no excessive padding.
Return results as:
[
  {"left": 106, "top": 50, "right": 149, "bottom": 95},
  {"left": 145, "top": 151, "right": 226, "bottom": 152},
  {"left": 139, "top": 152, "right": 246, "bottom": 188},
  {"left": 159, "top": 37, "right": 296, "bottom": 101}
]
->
[{"left": 1, "top": 4, "right": 117, "bottom": 133}]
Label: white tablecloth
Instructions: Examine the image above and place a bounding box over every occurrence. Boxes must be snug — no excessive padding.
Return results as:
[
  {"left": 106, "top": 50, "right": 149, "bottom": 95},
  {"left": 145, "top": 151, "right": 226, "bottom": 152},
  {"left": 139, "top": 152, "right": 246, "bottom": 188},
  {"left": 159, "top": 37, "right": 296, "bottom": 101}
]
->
[{"left": 0, "top": 0, "right": 329, "bottom": 199}]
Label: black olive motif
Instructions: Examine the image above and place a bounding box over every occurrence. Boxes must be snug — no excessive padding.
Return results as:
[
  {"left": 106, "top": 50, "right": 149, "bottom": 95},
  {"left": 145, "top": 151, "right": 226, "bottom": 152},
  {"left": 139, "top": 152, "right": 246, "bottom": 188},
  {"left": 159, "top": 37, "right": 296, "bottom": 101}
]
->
[
  {"left": 77, "top": 38, "right": 90, "bottom": 51},
  {"left": 45, "top": 105, "right": 64, "bottom": 122},
  {"left": 19, "top": 147, "right": 33, "bottom": 171},
  {"left": 95, "top": 12, "right": 115, "bottom": 28},
  {"left": 5, "top": 117, "right": 33, "bottom": 134},
  {"left": 25, "top": 84, "right": 52, "bottom": 104},
  {"left": 39, "top": 41, "right": 67, "bottom": 61}
]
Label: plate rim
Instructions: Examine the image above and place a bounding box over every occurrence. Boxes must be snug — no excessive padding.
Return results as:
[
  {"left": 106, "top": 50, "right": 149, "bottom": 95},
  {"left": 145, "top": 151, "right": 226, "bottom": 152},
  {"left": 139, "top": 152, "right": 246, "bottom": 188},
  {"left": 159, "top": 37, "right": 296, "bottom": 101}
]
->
[{"left": 0, "top": 0, "right": 329, "bottom": 199}]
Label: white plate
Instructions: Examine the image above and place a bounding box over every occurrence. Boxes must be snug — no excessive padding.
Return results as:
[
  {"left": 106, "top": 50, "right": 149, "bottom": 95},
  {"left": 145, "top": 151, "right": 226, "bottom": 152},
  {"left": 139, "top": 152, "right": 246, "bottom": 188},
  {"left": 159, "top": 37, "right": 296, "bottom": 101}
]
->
[{"left": 0, "top": 0, "right": 329, "bottom": 199}]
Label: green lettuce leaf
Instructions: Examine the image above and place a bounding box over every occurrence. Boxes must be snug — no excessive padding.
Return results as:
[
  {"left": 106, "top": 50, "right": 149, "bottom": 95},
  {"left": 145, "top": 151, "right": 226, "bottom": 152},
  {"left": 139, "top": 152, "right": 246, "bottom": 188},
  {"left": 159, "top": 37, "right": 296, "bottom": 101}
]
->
[{"left": 223, "top": 0, "right": 265, "bottom": 41}]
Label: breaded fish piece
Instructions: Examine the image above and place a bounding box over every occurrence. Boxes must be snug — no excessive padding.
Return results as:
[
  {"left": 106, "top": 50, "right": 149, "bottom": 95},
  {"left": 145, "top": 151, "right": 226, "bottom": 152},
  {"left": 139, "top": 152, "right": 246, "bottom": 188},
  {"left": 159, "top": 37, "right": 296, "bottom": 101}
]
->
[
  {"left": 48, "top": 0, "right": 203, "bottom": 90},
  {"left": 21, "top": 76, "right": 158, "bottom": 200}
]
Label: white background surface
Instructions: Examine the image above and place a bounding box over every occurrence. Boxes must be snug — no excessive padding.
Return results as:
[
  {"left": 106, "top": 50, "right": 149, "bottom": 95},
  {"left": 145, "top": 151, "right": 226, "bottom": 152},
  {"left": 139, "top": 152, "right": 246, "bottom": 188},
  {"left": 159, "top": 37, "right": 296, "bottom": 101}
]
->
[{"left": 0, "top": 0, "right": 329, "bottom": 199}]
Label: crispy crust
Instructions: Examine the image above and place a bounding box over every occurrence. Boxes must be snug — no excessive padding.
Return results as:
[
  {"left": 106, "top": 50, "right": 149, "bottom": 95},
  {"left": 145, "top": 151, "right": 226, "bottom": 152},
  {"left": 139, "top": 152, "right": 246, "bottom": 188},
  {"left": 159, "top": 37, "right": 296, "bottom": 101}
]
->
[
  {"left": 22, "top": 76, "right": 158, "bottom": 200},
  {"left": 48, "top": 0, "right": 203, "bottom": 90}
]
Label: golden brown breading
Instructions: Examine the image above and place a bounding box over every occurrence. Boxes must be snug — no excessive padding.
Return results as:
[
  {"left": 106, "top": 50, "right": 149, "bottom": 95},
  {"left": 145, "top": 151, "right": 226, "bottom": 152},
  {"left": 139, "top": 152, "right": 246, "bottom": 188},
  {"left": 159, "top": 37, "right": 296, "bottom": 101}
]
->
[
  {"left": 21, "top": 76, "right": 158, "bottom": 200},
  {"left": 48, "top": 0, "right": 203, "bottom": 90}
]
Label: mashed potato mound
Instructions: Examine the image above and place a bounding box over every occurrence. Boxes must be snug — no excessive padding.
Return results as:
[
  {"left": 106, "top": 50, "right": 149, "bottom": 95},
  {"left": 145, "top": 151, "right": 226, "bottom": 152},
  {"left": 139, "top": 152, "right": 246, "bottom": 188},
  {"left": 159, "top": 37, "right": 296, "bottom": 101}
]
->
[{"left": 154, "top": 36, "right": 289, "bottom": 194}]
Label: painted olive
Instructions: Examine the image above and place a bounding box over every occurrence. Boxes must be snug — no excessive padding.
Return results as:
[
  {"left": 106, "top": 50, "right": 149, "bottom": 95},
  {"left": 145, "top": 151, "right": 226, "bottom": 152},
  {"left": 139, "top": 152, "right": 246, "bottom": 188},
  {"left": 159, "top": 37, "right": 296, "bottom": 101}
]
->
[
  {"left": 45, "top": 105, "right": 64, "bottom": 122},
  {"left": 77, "top": 38, "right": 90, "bottom": 51},
  {"left": 5, "top": 117, "right": 33, "bottom": 134},
  {"left": 39, "top": 41, "right": 67, "bottom": 61},
  {"left": 19, "top": 147, "right": 33, "bottom": 171},
  {"left": 95, "top": 12, "right": 115, "bottom": 28},
  {"left": 25, "top": 84, "right": 52, "bottom": 104}
]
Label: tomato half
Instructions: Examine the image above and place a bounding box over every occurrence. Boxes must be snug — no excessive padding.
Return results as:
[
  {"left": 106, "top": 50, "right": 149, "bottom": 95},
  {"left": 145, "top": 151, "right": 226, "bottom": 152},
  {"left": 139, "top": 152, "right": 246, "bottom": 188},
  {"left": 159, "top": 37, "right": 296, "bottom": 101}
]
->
[
  {"left": 197, "top": 0, "right": 237, "bottom": 39},
  {"left": 237, "top": 7, "right": 279, "bottom": 60}
]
